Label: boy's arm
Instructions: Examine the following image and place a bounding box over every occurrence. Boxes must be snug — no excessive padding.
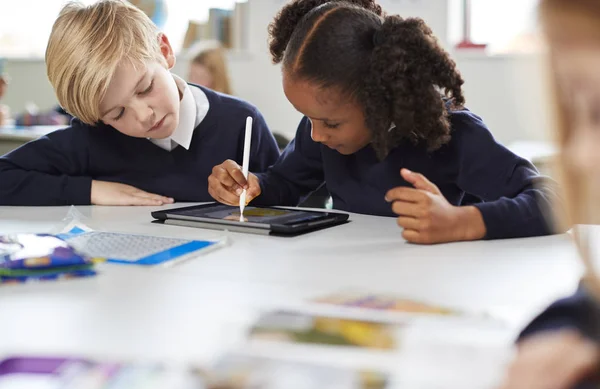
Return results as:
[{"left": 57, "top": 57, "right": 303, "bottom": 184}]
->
[
  {"left": 253, "top": 117, "right": 325, "bottom": 206},
  {"left": 452, "top": 111, "right": 561, "bottom": 240},
  {"left": 0, "top": 127, "right": 92, "bottom": 206}
]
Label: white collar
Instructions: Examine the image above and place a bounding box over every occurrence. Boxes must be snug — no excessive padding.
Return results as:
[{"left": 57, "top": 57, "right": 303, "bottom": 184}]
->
[{"left": 150, "top": 75, "right": 210, "bottom": 151}]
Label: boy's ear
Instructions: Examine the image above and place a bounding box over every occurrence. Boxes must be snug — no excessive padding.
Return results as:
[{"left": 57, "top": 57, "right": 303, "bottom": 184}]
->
[{"left": 158, "top": 33, "right": 176, "bottom": 69}]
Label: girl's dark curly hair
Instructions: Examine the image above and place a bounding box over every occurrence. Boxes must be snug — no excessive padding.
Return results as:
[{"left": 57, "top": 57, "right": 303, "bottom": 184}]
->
[{"left": 268, "top": 0, "right": 465, "bottom": 159}]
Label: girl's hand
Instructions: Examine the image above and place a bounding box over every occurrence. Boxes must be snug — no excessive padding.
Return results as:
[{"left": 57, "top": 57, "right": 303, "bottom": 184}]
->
[
  {"left": 386, "top": 169, "right": 486, "bottom": 244},
  {"left": 208, "top": 159, "right": 261, "bottom": 206}
]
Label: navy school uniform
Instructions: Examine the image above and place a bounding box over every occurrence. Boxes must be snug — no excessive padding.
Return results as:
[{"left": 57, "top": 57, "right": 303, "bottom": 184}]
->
[
  {"left": 519, "top": 284, "right": 600, "bottom": 341},
  {"left": 254, "top": 108, "right": 561, "bottom": 240},
  {"left": 0, "top": 83, "right": 280, "bottom": 205}
]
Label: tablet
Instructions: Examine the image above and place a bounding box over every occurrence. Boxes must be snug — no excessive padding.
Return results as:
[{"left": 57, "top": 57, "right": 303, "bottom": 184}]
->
[{"left": 151, "top": 203, "right": 349, "bottom": 236}]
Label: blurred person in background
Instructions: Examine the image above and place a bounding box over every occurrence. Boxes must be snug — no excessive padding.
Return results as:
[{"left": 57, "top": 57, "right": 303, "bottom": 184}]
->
[
  {"left": 187, "top": 40, "right": 232, "bottom": 95},
  {"left": 501, "top": 1, "right": 600, "bottom": 389},
  {"left": 0, "top": 68, "right": 9, "bottom": 126}
]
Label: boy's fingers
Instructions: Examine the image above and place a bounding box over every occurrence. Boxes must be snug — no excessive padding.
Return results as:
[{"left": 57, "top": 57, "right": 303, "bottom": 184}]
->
[
  {"left": 137, "top": 191, "right": 172, "bottom": 202},
  {"left": 132, "top": 190, "right": 173, "bottom": 203},
  {"left": 127, "top": 195, "right": 164, "bottom": 206}
]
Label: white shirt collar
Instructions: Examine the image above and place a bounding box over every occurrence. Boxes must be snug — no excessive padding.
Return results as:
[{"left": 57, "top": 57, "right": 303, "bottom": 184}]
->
[{"left": 150, "top": 75, "right": 210, "bottom": 151}]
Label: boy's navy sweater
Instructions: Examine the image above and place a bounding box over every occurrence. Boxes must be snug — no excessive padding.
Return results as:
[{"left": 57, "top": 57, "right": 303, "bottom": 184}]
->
[
  {"left": 0, "top": 86, "right": 280, "bottom": 205},
  {"left": 255, "top": 108, "right": 561, "bottom": 240}
]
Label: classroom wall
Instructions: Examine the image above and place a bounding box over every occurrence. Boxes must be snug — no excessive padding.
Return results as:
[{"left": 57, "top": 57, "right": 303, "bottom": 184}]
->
[
  {"left": 455, "top": 53, "right": 552, "bottom": 143},
  {"left": 1, "top": 0, "right": 552, "bottom": 145},
  {"left": 3, "top": 59, "right": 57, "bottom": 118}
]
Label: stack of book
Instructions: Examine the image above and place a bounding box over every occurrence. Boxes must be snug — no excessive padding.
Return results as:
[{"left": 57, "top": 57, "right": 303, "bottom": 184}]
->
[
  {"left": 182, "top": 2, "right": 249, "bottom": 51},
  {"left": 0, "top": 234, "right": 101, "bottom": 284}
]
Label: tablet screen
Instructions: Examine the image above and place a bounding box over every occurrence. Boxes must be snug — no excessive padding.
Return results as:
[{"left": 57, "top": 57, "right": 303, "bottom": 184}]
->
[{"left": 169, "top": 204, "right": 325, "bottom": 225}]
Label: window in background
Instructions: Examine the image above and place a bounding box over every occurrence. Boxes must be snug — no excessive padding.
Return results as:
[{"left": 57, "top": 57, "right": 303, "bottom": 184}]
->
[
  {"left": 0, "top": 0, "right": 246, "bottom": 58},
  {"left": 470, "top": 0, "right": 541, "bottom": 53},
  {"left": 0, "top": 0, "right": 97, "bottom": 57}
]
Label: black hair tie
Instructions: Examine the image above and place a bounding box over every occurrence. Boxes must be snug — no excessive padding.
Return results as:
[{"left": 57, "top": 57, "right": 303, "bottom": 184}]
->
[{"left": 372, "top": 29, "right": 384, "bottom": 47}]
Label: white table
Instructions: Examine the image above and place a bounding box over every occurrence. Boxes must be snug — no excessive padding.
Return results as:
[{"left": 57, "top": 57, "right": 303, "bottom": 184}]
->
[{"left": 0, "top": 204, "right": 586, "bottom": 386}]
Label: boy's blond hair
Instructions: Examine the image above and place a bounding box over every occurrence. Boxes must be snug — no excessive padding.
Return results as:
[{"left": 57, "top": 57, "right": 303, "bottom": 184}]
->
[{"left": 46, "top": 0, "right": 163, "bottom": 125}]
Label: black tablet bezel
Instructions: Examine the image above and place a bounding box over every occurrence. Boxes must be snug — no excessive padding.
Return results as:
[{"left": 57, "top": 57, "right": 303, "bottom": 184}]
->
[{"left": 151, "top": 203, "right": 349, "bottom": 235}]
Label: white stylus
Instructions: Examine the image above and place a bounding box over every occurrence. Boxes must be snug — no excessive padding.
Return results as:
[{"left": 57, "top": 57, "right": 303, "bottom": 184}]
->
[{"left": 239, "top": 116, "right": 253, "bottom": 221}]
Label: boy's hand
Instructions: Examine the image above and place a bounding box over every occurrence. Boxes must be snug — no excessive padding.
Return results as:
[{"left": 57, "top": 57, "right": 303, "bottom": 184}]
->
[
  {"left": 500, "top": 330, "right": 600, "bottom": 389},
  {"left": 91, "top": 181, "right": 174, "bottom": 206},
  {"left": 208, "top": 159, "right": 261, "bottom": 206},
  {"left": 385, "top": 168, "right": 486, "bottom": 244}
]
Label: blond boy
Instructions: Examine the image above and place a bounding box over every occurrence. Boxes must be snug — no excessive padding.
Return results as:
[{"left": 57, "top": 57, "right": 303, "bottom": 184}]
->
[{"left": 0, "top": 0, "right": 278, "bottom": 206}]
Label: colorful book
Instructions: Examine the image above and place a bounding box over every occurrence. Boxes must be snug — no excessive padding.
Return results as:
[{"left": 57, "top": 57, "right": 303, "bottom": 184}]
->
[
  {"left": 0, "top": 234, "right": 100, "bottom": 270},
  {"left": 0, "top": 234, "right": 101, "bottom": 285}
]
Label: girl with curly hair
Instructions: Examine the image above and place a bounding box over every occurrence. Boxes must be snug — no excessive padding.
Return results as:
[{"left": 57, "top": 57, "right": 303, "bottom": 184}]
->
[{"left": 208, "top": 0, "right": 560, "bottom": 244}]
